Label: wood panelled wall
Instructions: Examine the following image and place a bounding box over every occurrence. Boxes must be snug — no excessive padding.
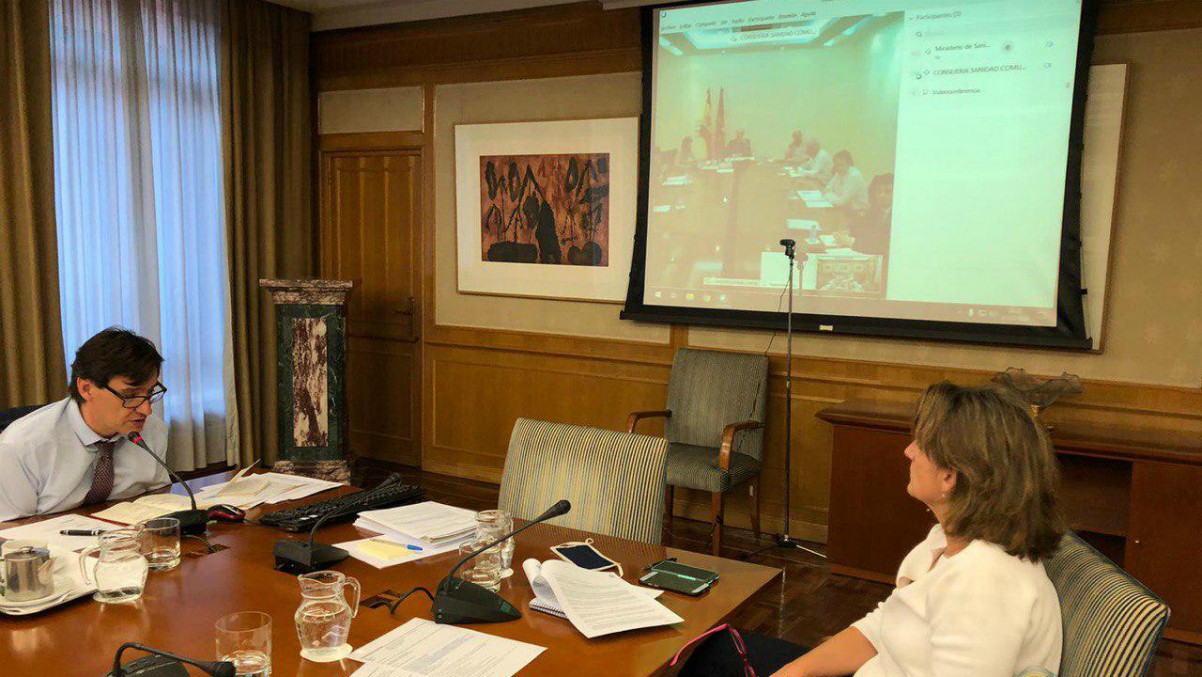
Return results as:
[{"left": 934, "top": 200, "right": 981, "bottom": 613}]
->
[{"left": 314, "top": 1, "right": 1202, "bottom": 543}]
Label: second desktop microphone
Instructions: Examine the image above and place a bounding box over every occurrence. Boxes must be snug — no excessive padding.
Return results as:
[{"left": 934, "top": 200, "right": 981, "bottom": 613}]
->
[
  {"left": 127, "top": 432, "right": 208, "bottom": 535},
  {"left": 432, "top": 499, "right": 571, "bottom": 625}
]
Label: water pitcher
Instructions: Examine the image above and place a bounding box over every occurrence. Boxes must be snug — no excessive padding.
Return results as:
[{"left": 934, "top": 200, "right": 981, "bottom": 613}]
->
[
  {"left": 79, "top": 528, "right": 148, "bottom": 603},
  {"left": 294, "top": 570, "right": 360, "bottom": 663}
]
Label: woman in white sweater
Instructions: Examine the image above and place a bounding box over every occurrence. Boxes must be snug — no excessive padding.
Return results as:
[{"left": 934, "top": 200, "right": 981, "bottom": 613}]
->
[{"left": 678, "top": 382, "right": 1066, "bottom": 677}]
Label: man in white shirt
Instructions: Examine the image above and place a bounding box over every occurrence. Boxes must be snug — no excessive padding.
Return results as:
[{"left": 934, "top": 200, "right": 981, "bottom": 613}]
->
[
  {"left": 0, "top": 328, "right": 170, "bottom": 521},
  {"left": 796, "top": 140, "right": 833, "bottom": 183},
  {"left": 823, "top": 150, "right": 870, "bottom": 212}
]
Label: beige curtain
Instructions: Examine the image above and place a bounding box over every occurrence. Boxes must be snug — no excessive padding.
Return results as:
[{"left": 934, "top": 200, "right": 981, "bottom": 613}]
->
[
  {"left": 0, "top": 0, "right": 67, "bottom": 409},
  {"left": 221, "top": 0, "right": 314, "bottom": 466}
]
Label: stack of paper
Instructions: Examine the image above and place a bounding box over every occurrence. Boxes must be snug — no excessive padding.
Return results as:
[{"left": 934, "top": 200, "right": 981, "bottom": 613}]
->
[
  {"left": 522, "top": 559, "right": 682, "bottom": 638},
  {"left": 195, "top": 471, "right": 342, "bottom": 508},
  {"left": 338, "top": 501, "right": 477, "bottom": 568},
  {"left": 349, "top": 618, "right": 544, "bottom": 677},
  {"left": 523, "top": 559, "right": 662, "bottom": 621},
  {"left": 357, "top": 502, "right": 476, "bottom": 543}
]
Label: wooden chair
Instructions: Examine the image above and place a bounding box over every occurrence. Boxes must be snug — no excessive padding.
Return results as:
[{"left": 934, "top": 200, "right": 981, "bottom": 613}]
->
[
  {"left": 499, "top": 418, "right": 669, "bottom": 545},
  {"left": 1045, "top": 532, "right": 1170, "bottom": 677},
  {"left": 628, "top": 348, "right": 768, "bottom": 555}
]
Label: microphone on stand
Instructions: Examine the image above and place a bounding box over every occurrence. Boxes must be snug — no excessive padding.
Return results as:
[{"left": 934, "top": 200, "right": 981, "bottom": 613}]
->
[
  {"left": 432, "top": 499, "right": 571, "bottom": 625},
  {"left": 126, "top": 432, "right": 208, "bottom": 536},
  {"left": 274, "top": 473, "right": 405, "bottom": 574},
  {"left": 779, "top": 238, "right": 796, "bottom": 259},
  {"left": 107, "top": 642, "right": 235, "bottom": 677}
]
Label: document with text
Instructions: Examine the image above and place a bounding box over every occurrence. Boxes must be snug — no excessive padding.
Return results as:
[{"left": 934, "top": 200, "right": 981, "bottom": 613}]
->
[
  {"left": 349, "top": 618, "right": 544, "bottom": 677},
  {"left": 540, "top": 559, "right": 682, "bottom": 639}
]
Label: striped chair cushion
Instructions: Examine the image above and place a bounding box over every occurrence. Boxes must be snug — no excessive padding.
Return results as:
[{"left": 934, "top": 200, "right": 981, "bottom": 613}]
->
[
  {"left": 665, "top": 443, "right": 761, "bottom": 493},
  {"left": 665, "top": 349, "right": 769, "bottom": 461},
  {"left": 1045, "top": 532, "right": 1170, "bottom": 677},
  {"left": 498, "top": 418, "right": 669, "bottom": 545}
]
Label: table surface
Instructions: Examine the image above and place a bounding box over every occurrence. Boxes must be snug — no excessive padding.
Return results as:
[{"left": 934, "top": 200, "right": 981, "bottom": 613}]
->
[{"left": 0, "top": 471, "right": 781, "bottom": 676}]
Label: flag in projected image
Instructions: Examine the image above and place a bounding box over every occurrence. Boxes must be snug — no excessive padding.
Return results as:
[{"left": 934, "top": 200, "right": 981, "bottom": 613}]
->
[{"left": 714, "top": 87, "right": 727, "bottom": 159}]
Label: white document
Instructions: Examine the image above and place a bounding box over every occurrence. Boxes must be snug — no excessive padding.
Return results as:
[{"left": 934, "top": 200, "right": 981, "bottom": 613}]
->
[
  {"left": 797, "top": 190, "right": 823, "bottom": 200},
  {"left": 357, "top": 502, "right": 476, "bottom": 543},
  {"left": 0, "top": 514, "right": 120, "bottom": 551},
  {"left": 333, "top": 536, "right": 461, "bottom": 569},
  {"left": 90, "top": 493, "right": 195, "bottom": 525},
  {"left": 537, "top": 559, "right": 682, "bottom": 639},
  {"left": 803, "top": 199, "right": 834, "bottom": 208},
  {"left": 349, "top": 618, "right": 544, "bottom": 677},
  {"left": 196, "top": 471, "right": 341, "bottom": 508},
  {"left": 522, "top": 559, "right": 661, "bottom": 620}
]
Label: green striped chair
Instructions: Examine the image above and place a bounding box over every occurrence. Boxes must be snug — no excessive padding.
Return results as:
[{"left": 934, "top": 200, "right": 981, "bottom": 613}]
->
[
  {"left": 1044, "top": 532, "right": 1170, "bottom": 677},
  {"left": 628, "top": 348, "right": 769, "bottom": 555},
  {"left": 498, "top": 418, "right": 669, "bottom": 545}
]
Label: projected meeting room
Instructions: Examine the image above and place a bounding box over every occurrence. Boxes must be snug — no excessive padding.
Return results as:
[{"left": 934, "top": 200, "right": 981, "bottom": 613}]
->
[{"left": 641, "top": 0, "right": 1083, "bottom": 330}]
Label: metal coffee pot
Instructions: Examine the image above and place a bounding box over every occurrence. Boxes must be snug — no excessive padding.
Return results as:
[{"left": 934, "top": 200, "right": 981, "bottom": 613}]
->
[{"left": 0, "top": 544, "right": 55, "bottom": 603}]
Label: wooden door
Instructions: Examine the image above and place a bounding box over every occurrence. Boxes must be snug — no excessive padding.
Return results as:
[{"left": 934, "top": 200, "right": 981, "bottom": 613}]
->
[
  {"left": 1127, "top": 460, "right": 1202, "bottom": 637},
  {"left": 320, "top": 146, "right": 422, "bottom": 466}
]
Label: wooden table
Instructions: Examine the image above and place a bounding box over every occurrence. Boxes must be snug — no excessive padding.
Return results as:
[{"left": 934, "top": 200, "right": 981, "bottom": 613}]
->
[{"left": 0, "top": 472, "right": 781, "bottom": 675}]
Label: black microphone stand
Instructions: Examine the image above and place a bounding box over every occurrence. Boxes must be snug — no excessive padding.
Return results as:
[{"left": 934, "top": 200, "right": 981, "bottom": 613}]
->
[
  {"left": 274, "top": 474, "right": 404, "bottom": 574},
  {"left": 432, "top": 500, "right": 571, "bottom": 625},
  {"left": 109, "top": 642, "right": 235, "bottom": 677},
  {"left": 773, "top": 239, "right": 825, "bottom": 560},
  {"left": 127, "top": 433, "right": 208, "bottom": 536}
]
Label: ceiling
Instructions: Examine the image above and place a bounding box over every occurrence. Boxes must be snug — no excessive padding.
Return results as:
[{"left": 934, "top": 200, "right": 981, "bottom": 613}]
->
[{"left": 266, "top": 0, "right": 654, "bottom": 31}]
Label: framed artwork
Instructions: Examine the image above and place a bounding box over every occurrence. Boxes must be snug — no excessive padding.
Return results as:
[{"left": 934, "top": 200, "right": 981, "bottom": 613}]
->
[{"left": 454, "top": 117, "right": 639, "bottom": 302}]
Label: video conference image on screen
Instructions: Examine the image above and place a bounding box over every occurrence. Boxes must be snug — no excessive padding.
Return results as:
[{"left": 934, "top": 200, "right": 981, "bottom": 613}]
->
[{"left": 641, "top": 0, "right": 1084, "bottom": 329}]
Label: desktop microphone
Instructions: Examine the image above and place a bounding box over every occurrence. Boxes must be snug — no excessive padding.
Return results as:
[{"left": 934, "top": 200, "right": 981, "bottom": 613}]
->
[
  {"left": 432, "top": 499, "right": 571, "bottom": 625},
  {"left": 126, "top": 432, "right": 208, "bottom": 536},
  {"left": 274, "top": 473, "right": 404, "bottom": 574},
  {"left": 107, "top": 642, "right": 235, "bottom": 677}
]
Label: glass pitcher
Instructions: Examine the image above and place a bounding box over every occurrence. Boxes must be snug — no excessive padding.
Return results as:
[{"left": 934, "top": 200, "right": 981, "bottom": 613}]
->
[
  {"left": 294, "top": 570, "right": 360, "bottom": 663},
  {"left": 79, "top": 528, "right": 148, "bottom": 603}
]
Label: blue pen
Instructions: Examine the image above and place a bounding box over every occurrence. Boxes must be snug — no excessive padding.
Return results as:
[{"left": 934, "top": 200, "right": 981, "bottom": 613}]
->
[{"left": 370, "top": 537, "right": 423, "bottom": 552}]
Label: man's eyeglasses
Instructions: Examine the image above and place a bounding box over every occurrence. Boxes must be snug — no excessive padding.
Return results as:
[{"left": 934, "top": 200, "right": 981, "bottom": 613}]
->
[
  {"left": 669, "top": 623, "right": 757, "bottom": 677},
  {"left": 102, "top": 382, "right": 167, "bottom": 409}
]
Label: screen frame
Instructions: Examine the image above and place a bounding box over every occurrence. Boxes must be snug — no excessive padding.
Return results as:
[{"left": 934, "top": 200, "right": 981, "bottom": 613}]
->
[{"left": 621, "top": 0, "right": 1099, "bottom": 350}]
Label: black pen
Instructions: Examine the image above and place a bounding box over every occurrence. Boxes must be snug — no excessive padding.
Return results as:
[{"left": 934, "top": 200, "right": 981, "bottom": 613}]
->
[{"left": 60, "top": 529, "right": 105, "bottom": 536}]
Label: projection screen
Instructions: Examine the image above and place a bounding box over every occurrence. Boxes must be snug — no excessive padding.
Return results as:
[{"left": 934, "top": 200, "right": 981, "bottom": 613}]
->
[{"left": 622, "top": 0, "right": 1097, "bottom": 348}]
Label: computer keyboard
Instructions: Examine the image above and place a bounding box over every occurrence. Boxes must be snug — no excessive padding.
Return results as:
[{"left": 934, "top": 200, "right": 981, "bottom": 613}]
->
[{"left": 259, "top": 474, "right": 425, "bottom": 532}]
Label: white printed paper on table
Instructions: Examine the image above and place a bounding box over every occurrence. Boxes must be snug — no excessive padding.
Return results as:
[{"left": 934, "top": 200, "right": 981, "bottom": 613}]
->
[
  {"left": 349, "top": 618, "right": 544, "bottom": 677},
  {"left": 0, "top": 514, "right": 120, "bottom": 551},
  {"left": 531, "top": 559, "right": 682, "bottom": 638},
  {"left": 522, "top": 558, "right": 662, "bottom": 620}
]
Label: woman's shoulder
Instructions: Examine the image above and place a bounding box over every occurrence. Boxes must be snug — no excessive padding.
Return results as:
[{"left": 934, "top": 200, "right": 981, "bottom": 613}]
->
[{"left": 945, "top": 539, "right": 1054, "bottom": 591}]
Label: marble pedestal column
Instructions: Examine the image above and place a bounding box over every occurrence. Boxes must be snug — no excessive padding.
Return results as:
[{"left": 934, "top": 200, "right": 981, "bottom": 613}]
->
[{"left": 260, "top": 279, "right": 356, "bottom": 480}]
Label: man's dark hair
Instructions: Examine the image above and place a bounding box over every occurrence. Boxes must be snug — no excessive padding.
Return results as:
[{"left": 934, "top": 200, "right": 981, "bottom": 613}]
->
[
  {"left": 68, "top": 327, "right": 164, "bottom": 403},
  {"left": 834, "top": 149, "right": 854, "bottom": 166}
]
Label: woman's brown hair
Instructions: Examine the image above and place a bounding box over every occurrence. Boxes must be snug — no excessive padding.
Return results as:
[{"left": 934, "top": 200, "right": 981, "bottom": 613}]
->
[{"left": 913, "top": 381, "right": 1066, "bottom": 561}]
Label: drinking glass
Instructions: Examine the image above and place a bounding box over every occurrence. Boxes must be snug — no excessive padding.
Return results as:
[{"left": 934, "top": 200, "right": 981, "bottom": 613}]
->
[
  {"left": 457, "top": 539, "right": 501, "bottom": 592},
  {"left": 216, "top": 611, "right": 272, "bottom": 677},
  {"left": 475, "top": 509, "right": 514, "bottom": 578},
  {"left": 140, "top": 517, "right": 181, "bottom": 571}
]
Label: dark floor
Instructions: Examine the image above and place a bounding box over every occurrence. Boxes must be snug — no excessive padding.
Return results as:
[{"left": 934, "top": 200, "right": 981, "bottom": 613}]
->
[{"left": 270, "top": 459, "right": 1202, "bottom": 676}]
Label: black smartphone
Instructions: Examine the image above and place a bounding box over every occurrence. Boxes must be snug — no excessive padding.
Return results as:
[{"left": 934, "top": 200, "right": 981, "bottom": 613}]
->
[
  {"left": 650, "top": 559, "right": 719, "bottom": 584},
  {"left": 638, "top": 569, "right": 712, "bottom": 596}
]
